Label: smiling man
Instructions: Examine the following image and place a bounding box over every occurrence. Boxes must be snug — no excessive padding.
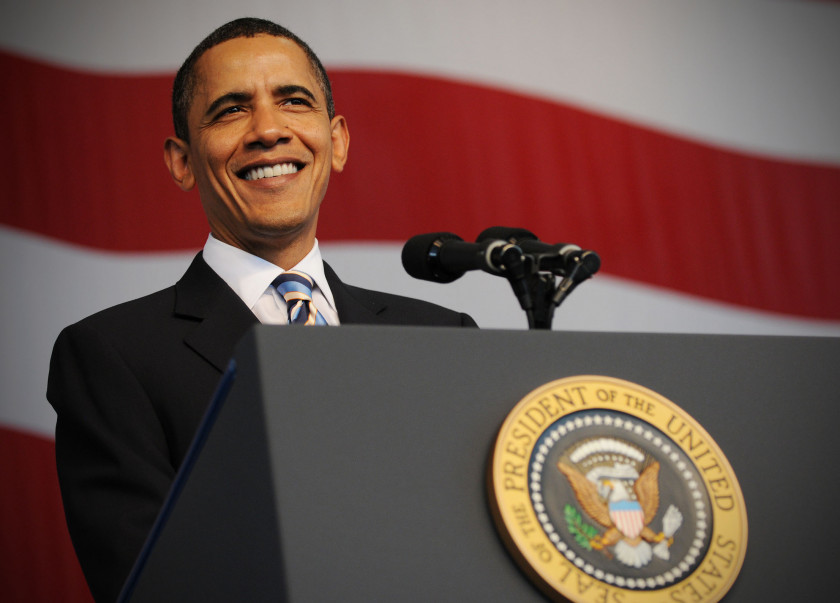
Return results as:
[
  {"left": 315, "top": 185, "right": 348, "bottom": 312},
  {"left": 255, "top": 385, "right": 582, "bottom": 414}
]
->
[
  {"left": 48, "top": 18, "right": 474, "bottom": 602},
  {"left": 164, "top": 31, "right": 348, "bottom": 269}
]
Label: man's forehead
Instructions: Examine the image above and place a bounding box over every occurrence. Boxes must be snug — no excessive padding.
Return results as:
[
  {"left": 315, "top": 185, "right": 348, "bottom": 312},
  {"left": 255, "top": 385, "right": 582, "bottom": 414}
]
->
[{"left": 193, "top": 35, "right": 319, "bottom": 98}]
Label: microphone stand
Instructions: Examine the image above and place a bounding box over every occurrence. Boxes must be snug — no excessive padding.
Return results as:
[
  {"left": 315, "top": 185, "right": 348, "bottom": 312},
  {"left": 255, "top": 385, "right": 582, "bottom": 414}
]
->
[
  {"left": 500, "top": 249, "right": 598, "bottom": 330},
  {"left": 528, "top": 271, "right": 557, "bottom": 330}
]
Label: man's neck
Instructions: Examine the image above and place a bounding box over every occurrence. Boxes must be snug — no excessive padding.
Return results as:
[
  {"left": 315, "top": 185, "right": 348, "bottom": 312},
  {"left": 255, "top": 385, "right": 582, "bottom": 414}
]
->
[{"left": 210, "top": 232, "right": 316, "bottom": 271}]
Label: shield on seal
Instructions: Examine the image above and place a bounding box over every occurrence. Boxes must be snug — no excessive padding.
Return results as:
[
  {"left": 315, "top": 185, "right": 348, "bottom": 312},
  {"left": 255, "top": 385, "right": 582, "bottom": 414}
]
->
[{"left": 609, "top": 499, "right": 645, "bottom": 539}]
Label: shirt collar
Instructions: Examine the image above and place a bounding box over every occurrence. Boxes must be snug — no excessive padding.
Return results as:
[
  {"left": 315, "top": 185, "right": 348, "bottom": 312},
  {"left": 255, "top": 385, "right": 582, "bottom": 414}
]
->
[{"left": 202, "top": 234, "right": 336, "bottom": 312}]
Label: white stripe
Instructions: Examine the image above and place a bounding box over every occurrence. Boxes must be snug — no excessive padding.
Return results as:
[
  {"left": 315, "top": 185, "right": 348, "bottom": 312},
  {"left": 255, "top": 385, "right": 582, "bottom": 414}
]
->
[
  {"left": 0, "top": 227, "right": 194, "bottom": 437},
  {"left": 2, "top": 228, "right": 839, "bottom": 437},
  {"left": 612, "top": 509, "right": 645, "bottom": 539},
  {"left": 0, "top": 0, "right": 838, "bottom": 162}
]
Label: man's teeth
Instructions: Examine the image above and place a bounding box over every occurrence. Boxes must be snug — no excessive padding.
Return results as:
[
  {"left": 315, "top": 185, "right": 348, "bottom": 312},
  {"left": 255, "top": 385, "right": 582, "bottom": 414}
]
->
[{"left": 243, "top": 163, "right": 299, "bottom": 181}]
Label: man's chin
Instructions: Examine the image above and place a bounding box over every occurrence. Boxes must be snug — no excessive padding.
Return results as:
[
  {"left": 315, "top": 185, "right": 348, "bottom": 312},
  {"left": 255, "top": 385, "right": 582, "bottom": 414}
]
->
[{"left": 246, "top": 220, "right": 317, "bottom": 253}]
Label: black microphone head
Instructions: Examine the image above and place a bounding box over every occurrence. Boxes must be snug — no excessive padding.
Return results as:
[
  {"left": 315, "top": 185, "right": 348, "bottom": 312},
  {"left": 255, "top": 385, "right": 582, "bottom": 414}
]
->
[
  {"left": 578, "top": 250, "right": 601, "bottom": 277},
  {"left": 476, "top": 226, "right": 538, "bottom": 243},
  {"left": 401, "top": 232, "right": 466, "bottom": 283}
]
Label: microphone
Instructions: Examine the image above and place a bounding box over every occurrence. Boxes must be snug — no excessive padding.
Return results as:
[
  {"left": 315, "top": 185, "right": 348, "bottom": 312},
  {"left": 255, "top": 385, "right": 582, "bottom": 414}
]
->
[
  {"left": 401, "top": 232, "right": 515, "bottom": 283},
  {"left": 476, "top": 227, "right": 601, "bottom": 278},
  {"left": 402, "top": 227, "right": 601, "bottom": 329}
]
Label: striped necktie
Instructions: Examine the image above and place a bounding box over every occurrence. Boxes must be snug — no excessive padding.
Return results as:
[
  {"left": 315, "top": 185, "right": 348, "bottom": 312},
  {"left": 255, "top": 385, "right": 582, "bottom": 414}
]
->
[{"left": 271, "top": 270, "right": 328, "bottom": 325}]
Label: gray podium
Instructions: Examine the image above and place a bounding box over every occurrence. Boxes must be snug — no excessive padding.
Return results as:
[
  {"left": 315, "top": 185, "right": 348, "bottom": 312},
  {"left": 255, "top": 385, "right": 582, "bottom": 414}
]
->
[{"left": 123, "top": 326, "right": 840, "bottom": 601}]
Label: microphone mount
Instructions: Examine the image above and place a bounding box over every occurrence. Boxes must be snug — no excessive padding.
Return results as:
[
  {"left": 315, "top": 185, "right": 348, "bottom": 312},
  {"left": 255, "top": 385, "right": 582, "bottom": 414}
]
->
[
  {"left": 476, "top": 227, "right": 600, "bottom": 329},
  {"left": 402, "top": 227, "right": 600, "bottom": 330}
]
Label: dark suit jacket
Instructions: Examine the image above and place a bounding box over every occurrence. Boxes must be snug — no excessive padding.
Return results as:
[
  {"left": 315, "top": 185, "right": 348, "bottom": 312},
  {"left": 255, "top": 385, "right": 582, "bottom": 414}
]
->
[{"left": 47, "top": 253, "right": 475, "bottom": 602}]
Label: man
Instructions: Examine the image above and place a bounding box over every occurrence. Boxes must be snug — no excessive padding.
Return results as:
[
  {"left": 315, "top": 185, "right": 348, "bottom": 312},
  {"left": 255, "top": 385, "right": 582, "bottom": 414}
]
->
[{"left": 48, "top": 18, "right": 475, "bottom": 602}]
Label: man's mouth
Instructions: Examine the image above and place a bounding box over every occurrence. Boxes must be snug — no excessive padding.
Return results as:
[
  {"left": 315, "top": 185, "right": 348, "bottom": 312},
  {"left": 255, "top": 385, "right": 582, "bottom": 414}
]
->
[{"left": 241, "top": 162, "right": 301, "bottom": 181}]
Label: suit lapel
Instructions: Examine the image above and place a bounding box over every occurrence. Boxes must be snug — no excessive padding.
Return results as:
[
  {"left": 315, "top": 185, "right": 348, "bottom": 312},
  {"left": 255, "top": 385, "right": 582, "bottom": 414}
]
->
[
  {"left": 174, "top": 253, "right": 258, "bottom": 372},
  {"left": 172, "top": 255, "right": 392, "bottom": 370},
  {"left": 324, "top": 262, "right": 388, "bottom": 324}
]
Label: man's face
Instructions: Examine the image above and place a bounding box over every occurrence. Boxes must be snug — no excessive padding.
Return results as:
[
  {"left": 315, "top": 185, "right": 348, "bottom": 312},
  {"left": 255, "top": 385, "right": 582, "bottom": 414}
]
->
[{"left": 166, "top": 34, "right": 349, "bottom": 266}]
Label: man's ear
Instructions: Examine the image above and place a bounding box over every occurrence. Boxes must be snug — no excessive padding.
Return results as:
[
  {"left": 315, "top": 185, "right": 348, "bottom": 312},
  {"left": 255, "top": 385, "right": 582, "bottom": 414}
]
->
[
  {"left": 330, "top": 115, "right": 350, "bottom": 173},
  {"left": 164, "top": 136, "right": 196, "bottom": 191}
]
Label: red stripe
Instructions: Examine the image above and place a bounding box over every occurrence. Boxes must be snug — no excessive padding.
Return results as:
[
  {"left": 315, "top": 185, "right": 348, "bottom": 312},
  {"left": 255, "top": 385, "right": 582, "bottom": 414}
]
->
[
  {"left": 2, "top": 51, "right": 838, "bottom": 319},
  {"left": 611, "top": 508, "right": 645, "bottom": 539},
  {"left": 0, "top": 426, "right": 92, "bottom": 601}
]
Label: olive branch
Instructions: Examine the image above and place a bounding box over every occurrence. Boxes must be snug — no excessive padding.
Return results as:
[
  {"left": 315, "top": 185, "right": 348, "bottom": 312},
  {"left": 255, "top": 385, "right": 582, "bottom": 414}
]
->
[{"left": 564, "top": 504, "right": 600, "bottom": 550}]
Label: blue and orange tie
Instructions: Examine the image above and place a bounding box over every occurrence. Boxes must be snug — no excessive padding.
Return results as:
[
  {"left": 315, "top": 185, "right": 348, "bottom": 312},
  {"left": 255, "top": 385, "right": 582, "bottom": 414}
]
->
[{"left": 271, "top": 270, "right": 328, "bottom": 325}]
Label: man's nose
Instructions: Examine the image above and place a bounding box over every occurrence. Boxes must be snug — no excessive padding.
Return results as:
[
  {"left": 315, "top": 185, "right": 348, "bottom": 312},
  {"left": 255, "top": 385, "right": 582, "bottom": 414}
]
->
[{"left": 244, "top": 105, "right": 291, "bottom": 148}]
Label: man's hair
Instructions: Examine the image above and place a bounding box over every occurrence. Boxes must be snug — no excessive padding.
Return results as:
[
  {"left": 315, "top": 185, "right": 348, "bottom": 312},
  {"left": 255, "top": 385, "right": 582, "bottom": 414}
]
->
[{"left": 171, "top": 17, "right": 335, "bottom": 141}]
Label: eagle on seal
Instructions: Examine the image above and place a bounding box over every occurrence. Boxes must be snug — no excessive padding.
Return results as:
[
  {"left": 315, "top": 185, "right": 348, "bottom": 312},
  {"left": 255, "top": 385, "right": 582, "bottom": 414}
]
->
[{"left": 558, "top": 460, "right": 678, "bottom": 567}]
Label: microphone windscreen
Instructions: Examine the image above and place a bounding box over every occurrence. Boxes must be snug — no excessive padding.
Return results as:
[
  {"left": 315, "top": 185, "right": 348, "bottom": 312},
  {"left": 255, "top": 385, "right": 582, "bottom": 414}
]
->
[
  {"left": 401, "top": 232, "right": 464, "bottom": 283},
  {"left": 579, "top": 250, "right": 602, "bottom": 276}
]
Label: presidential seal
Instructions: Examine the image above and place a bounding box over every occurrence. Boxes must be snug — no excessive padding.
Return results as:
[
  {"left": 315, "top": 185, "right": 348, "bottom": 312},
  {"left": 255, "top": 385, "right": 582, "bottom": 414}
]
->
[{"left": 487, "top": 376, "right": 747, "bottom": 602}]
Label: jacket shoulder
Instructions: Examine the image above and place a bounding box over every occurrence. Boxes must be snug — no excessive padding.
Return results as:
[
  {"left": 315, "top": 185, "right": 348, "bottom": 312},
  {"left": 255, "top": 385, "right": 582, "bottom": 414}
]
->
[
  {"left": 63, "top": 286, "right": 179, "bottom": 336},
  {"left": 342, "top": 283, "right": 477, "bottom": 327}
]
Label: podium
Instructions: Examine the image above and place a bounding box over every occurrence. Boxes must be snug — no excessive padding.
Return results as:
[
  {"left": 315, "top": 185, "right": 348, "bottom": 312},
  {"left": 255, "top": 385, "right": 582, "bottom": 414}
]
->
[{"left": 122, "top": 326, "right": 840, "bottom": 601}]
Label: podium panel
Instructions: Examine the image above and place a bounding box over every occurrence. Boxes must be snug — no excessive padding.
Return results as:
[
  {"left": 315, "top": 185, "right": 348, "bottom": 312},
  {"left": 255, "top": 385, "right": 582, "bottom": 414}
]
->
[{"left": 125, "top": 327, "right": 840, "bottom": 601}]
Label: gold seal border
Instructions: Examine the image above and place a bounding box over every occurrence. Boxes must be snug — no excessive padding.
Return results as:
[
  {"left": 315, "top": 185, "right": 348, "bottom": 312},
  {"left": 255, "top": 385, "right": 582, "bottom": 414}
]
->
[{"left": 487, "top": 375, "right": 748, "bottom": 603}]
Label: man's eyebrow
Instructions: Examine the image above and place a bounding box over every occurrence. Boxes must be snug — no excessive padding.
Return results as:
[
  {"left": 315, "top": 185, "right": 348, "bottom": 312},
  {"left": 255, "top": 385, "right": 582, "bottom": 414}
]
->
[
  {"left": 203, "top": 91, "right": 252, "bottom": 120},
  {"left": 274, "top": 84, "right": 317, "bottom": 102}
]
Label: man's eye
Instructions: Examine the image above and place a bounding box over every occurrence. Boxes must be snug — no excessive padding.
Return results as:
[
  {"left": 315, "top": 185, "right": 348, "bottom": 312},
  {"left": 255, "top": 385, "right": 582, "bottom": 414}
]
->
[
  {"left": 215, "top": 106, "right": 242, "bottom": 119},
  {"left": 283, "top": 98, "right": 312, "bottom": 107}
]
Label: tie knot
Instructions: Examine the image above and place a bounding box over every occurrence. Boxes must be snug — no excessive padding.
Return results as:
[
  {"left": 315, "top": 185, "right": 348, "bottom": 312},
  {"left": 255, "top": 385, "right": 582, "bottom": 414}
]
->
[
  {"left": 272, "top": 270, "right": 314, "bottom": 298},
  {"left": 271, "top": 270, "right": 327, "bottom": 325}
]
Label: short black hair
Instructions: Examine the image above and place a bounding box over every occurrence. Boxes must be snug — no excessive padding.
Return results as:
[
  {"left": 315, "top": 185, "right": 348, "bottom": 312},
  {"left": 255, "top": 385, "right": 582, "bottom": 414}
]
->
[{"left": 171, "top": 17, "right": 335, "bottom": 141}]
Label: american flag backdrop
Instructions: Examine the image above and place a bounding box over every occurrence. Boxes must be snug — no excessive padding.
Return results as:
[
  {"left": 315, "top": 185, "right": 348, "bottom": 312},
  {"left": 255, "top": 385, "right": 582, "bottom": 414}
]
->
[{"left": 2, "top": 1, "right": 839, "bottom": 599}]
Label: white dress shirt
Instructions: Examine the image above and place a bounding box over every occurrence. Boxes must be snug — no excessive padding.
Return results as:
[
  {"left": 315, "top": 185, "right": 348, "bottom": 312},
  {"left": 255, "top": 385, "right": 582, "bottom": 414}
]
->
[{"left": 201, "top": 235, "right": 339, "bottom": 325}]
